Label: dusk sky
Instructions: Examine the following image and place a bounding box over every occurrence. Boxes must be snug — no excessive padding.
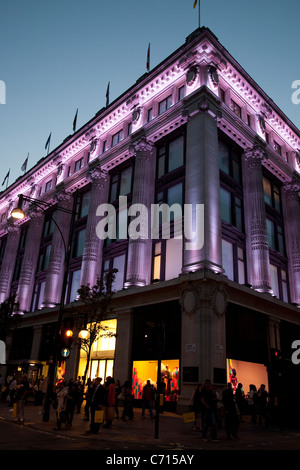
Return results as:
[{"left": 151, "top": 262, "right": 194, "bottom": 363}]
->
[{"left": 1, "top": 0, "right": 300, "bottom": 187}]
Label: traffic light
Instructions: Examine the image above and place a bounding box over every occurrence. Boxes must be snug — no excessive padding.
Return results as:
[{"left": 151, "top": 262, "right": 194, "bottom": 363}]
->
[{"left": 60, "top": 318, "right": 74, "bottom": 358}]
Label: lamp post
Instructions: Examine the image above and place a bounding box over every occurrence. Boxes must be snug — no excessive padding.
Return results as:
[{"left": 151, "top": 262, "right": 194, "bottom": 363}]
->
[{"left": 11, "top": 193, "right": 77, "bottom": 422}]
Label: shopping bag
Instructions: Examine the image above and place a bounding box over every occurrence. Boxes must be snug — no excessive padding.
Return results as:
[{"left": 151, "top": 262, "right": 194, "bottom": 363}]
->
[
  {"left": 182, "top": 411, "right": 195, "bottom": 423},
  {"left": 95, "top": 409, "right": 104, "bottom": 423},
  {"left": 12, "top": 403, "right": 17, "bottom": 418}
]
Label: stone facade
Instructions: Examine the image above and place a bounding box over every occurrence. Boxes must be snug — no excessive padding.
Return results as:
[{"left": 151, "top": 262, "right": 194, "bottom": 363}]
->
[{"left": 1, "top": 27, "right": 300, "bottom": 418}]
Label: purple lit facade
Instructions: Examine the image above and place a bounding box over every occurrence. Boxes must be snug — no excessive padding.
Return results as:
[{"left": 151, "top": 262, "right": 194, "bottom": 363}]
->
[{"left": 1, "top": 28, "right": 300, "bottom": 418}]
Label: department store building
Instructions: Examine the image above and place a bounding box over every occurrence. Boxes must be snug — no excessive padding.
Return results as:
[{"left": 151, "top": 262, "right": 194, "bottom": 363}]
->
[{"left": 1, "top": 27, "right": 300, "bottom": 420}]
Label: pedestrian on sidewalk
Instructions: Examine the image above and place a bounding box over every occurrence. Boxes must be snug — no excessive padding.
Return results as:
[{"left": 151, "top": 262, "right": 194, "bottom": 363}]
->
[
  {"left": 142, "top": 380, "right": 155, "bottom": 419},
  {"left": 54, "top": 381, "right": 68, "bottom": 431},
  {"left": 201, "top": 379, "right": 218, "bottom": 442},
  {"left": 88, "top": 377, "right": 106, "bottom": 434},
  {"left": 189, "top": 383, "right": 202, "bottom": 431},
  {"left": 222, "top": 382, "right": 239, "bottom": 439},
  {"left": 257, "top": 384, "right": 269, "bottom": 428},
  {"left": 104, "top": 377, "right": 115, "bottom": 428},
  {"left": 247, "top": 384, "right": 257, "bottom": 424},
  {"left": 15, "top": 374, "right": 30, "bottom": 423},
  {"left": 65, "top": 379, "right": 78, "bottom": 428},
  {"left": 121, "top": 380, "right": 134, "bottom": 421},
  {"left": 114, "top": 379, "right": 122, "bottom": 419}
]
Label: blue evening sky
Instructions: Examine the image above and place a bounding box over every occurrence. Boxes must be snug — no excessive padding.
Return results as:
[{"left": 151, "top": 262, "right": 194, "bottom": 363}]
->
[{"left": 0, "top": 0, "right": 299, "bottom": 187}]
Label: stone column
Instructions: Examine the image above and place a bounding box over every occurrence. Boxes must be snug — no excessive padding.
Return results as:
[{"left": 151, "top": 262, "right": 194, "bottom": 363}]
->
[
  {"left": 242, "top": 143, "right": 272, "bottom": 293},
  {"left": 281, "top": 179, "right": 300, "bottom": 305},
  {"left": 41, "top": 189, "right": 74, "bottom": 308},
  {"left": 183, "top": 88, "right": 223, "bottom": 274},
  {"left": 30, "top": 324, "right": 43, "bottom": 361},
  {"left": 17, "top": 206, "right": 45, "bottom": 313},
  {"left": 80, "top": 166, "right": 109, "bottom": 287},
  {"left": 125, "top": 136, "right": 155, "bottom": 287},
  {"left": 179, "top": 278, "right": 227, "bottom": 408},
  {"left": 113, "top": 309, "right": 133, "bottom": 385},
  {"left": 0, "top": 223, "right": 21, "bottom": 302}
]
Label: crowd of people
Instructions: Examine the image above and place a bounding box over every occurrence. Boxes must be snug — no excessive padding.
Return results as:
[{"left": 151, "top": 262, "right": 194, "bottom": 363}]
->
[
  {"left": 52, "top": 376, "right": 136, "bottom": 433},
  {"left": 189, "top": 379, "right": 270, "bottom": 442}
]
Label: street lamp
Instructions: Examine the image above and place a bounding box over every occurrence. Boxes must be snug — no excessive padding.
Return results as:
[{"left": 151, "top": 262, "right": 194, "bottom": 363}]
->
[{"left": 10, "top": 193, "right": 77, "bottom": 422}]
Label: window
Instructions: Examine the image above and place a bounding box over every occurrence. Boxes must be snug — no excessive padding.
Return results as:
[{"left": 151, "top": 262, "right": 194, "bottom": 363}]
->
[
  {"left": 218, "top": 140, "right": 241, "bottom": 184},
  {"left": 109, "top": 166, "right": 132, "bottom": 203},
  {"left": 112, "top": 129, "right": 123, "bottom": 147},
  {"left": 230, "top": 99, "right": 241, "bottom": 118},
  {"left": 45, "top": 180, "right": 52, "bottom": 193},
  {"left": 74, "top": 157, "right": 84, "bottom": 173},
  {"left": 103, "top": 253, "right": 126, "bottom": 292},
  {"left": 12, "top": 226, "right": 27, "bottom": 282},
  {"left": 273, "top": 141, "right": 282, "bottom": 156},
  {"left": 151, "top": 238, "right": 182, "bottom": 282},
  {"left": 31, "top": 280, "right": 45, "bottom": 311},
  {"left": 222, "top": 239, "right": 246, "bottom": 284},
  {"left": 73, "top": 228, "right": 86, "bottom": 258},
  {"left": 103, "top": 140, "right": 107, "bottom": 153},
  {"left": 178, "top": 86, "right": 185, "bottom": 101},
  {"left": 266, "top": 219, "right": 285, "bottom": 255},
  {"left": 263, "top": 177, "right": 281, "bottom": 213},
  {"left": 75, "top": 190, "right": 90, "bottom": 220},
  {"left": 158, "top": 95, "right": 172, "bottom": 115},
  {"left": 147, "top": 108, "right": 153, "bottom": 122},
  {"left": 157, "top": 135, "right": 184, "bottom": 178},
  {"left": 270, "top": 264, "right": 289, "bottom": 302},
  {"left": 220, "top": 188, "right": 243, "bottom": 231}
]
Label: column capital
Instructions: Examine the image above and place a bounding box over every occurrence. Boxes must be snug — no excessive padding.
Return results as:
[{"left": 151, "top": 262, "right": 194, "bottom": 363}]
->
[
  {"left": 282, "top": 178, "right": 300, "bottom": 199},
  {"left": 130, "top": 135, "right": 154, "bottom": 155},
  {"left": 243, "top": 143, "right": 268, "bottom": 166}
]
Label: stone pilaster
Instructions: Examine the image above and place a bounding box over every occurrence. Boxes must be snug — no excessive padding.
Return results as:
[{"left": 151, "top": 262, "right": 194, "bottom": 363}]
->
[
  {"left": 281, "top": 179, "right": 300, "bottom": 305},
  {"left": 125, "top": 136, "right": 155, "bottom": 287},
  {"left": 41, "top": 189, "right": 74, "bottom": 308},
  {"left": 17, "top": 206, "right": 45, "bottom": 313},
  {"left": 0, "top": 223, "right": 21, "bottom": 302},
  {"left": 179, "top": 277, "right": 227, "bottom": 407},
  {"left": 80, "top": 166, "right": 109, "bottom": 287},
  {"left": 183, "top": 88, "right": 223, "bottom": 274},
  {"left": 113, "top": 309, "right": 134, "bottom": 386},
  {"left": 242, "top": 143, "right": 272, "bottom": 293}
]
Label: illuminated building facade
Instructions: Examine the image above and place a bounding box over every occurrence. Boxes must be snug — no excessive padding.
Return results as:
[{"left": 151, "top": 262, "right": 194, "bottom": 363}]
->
[{"left": 1, "top": 27, "right": 300, "bottom": 420}]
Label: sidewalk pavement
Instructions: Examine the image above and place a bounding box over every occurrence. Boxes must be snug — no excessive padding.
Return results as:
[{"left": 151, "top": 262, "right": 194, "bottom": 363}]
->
[{"left": 1, "top": 400, "right": 300, "bottom": 450}]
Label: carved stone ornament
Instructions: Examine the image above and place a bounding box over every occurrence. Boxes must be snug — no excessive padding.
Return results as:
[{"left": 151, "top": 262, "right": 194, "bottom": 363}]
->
[
  {"left": 132, "top": 106, "right": 141, "bottom": 124},
  {"left": 257, "top": 114, "right": 266, "bottom": 134},
  {"left": 179, "top": 284, "right": 199, "bottom": 315},
  {"left": 208, "top": 65, "right": 219, "bottom": 87},
  {"left": 212, "top": 289, "right": 227, "bottom": 317},
  {"left": 186, "top": 65, "right": 198, "bottom": 87},
  {"left": 90, "top": 138, "right": 99, "bottom": 155}
]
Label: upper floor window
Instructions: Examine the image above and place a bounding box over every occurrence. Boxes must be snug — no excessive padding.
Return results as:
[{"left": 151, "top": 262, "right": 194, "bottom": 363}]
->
[
  {"left": 147, "top": 108, "right": 153, "bottom": 122},
  {"left": 74, "top": 157, "right": 84, "bottom": 173},
  {"left": 230, "top": 99, "right": 241, "bottom": 119},
  {"left": 220, "top": 187, "right": 243, "bottom": 232},
  {"left": 263, "top": 176, "right": 281, "bottom": 214},
  {"left": 157, "top": 135, "right": 184, "bottom": 179},
  {"left": 45, "top": 180, "right": 52, "bottom": 193},
  {"left": 158, "top": 95, "right": 172, "bottom": 115},
  {"left": 273, "top": 141, "right": 282, "bottom": 156},
  {"left": 109, "top": 166, "right": 133, "bottom": 203},
  {"left": 178, "top": 86, "right": 185, "bottom": 101},
  {"left": 218, "top": 140, "right": 241, "bottom": 184},
  {"left": 112, "top": 129, "right": 123, "bottom": 147}
]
